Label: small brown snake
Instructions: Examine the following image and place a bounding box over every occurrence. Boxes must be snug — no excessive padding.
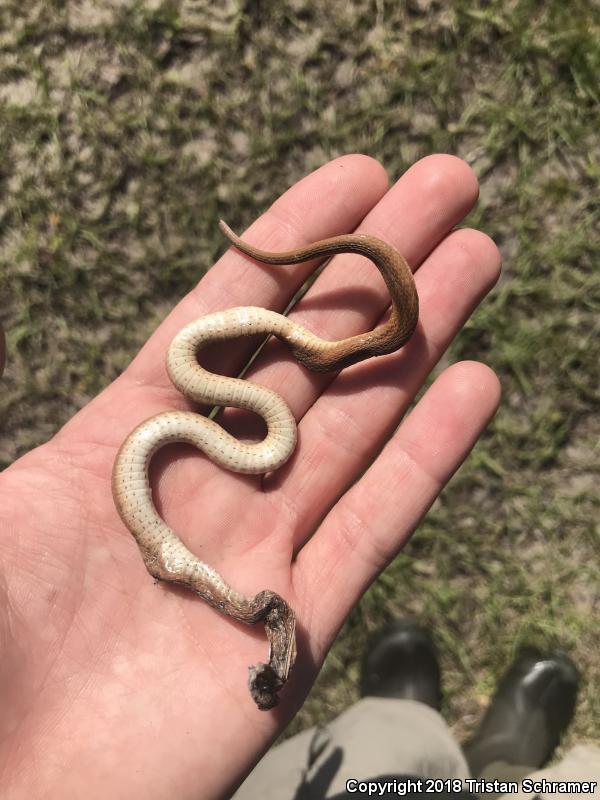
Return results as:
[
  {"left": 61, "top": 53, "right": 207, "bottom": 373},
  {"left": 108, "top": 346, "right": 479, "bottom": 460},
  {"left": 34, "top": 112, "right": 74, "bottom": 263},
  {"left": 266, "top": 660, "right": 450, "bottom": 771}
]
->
[{"left": 112, "top": 221, "right": 419, "bottom": 710}]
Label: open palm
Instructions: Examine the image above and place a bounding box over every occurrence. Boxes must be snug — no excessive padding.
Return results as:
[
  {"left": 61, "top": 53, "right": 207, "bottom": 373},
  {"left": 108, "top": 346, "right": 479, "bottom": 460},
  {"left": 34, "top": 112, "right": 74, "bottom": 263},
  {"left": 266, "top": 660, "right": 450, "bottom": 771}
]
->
[{"left": 0, "top": 155, "right": 501, "bottom": 800}]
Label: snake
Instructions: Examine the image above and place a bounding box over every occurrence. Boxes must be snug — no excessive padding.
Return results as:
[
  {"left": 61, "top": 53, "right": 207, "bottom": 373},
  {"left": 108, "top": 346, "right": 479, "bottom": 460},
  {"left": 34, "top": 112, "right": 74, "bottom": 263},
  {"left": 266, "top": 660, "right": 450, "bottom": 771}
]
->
[{"left": 112, "top": 220, "right": 419, "bottom": 710}]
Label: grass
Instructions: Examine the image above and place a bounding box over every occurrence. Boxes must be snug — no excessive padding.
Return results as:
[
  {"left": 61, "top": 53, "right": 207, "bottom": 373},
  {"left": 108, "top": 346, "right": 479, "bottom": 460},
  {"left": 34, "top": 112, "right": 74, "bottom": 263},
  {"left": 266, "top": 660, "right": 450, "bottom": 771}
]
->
[{"left": 1, "top": 0, "right": 598, "bottom": 753}]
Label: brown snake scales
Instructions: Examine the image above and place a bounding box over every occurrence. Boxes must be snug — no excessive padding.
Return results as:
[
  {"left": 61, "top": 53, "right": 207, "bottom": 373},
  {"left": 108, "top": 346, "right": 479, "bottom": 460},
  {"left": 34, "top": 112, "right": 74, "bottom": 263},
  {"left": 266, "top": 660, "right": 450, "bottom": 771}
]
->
[{"left": 112, "top": 221, "right": 419, "bottom": 709}]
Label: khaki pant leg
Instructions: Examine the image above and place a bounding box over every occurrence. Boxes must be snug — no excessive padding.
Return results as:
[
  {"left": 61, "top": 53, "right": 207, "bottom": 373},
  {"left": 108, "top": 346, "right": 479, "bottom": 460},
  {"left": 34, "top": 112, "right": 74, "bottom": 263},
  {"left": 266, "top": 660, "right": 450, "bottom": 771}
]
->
[
  {"left": 234, "top": 697, "right": 470, "bottom": 800},
  {"left": 492, "top": 744, "right": 600, "bottom": 800}
]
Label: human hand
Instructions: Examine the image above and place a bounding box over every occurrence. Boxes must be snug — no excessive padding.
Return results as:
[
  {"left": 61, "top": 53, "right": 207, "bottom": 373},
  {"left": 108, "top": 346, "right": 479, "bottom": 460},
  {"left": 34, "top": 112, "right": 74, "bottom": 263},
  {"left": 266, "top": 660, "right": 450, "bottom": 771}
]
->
[{"left": 0, "top": 154, "right": 501, "bottom": 799}]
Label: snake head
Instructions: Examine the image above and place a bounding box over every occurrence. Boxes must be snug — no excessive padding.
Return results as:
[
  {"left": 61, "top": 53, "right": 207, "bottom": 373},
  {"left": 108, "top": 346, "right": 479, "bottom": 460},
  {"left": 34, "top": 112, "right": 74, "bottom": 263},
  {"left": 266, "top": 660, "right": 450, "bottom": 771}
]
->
[{"left": 248, "top": 663, "right": 284, "bottom": 710}]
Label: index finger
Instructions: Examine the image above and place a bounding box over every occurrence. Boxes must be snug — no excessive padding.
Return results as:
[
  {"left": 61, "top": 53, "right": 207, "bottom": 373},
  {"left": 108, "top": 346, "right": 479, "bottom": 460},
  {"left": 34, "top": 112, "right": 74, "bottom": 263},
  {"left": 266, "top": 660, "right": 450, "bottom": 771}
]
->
[{"left": 125, "top": 155, "right": 389, "bottom": 391}]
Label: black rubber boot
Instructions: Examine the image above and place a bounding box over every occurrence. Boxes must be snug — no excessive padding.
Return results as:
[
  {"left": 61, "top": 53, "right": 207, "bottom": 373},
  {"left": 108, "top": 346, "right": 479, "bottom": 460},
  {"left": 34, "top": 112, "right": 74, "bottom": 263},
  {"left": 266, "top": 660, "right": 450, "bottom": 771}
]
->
[
  {"left": 463, "top": 647, "right": 580, "bottom": 777},
  {"left": 360, "top": 619, "right": 442, "bottom": 710}
]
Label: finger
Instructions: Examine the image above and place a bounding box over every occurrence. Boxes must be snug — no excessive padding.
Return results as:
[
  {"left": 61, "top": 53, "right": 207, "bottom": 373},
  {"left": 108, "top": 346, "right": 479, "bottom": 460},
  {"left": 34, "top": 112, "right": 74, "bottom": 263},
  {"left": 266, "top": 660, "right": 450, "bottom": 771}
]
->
[
  {"left": 148, "top": 154, "right": 480, "bottom": 526},
  {"left": 222, "top": 154, "right": 479, "bottom": 444},
  {"left": 121, "top": 154, "right": 389, "bottom": 392},
  {"left": 294, "top": 361, "right": 501, "bottom": 651},
  {"left": 270, "top": 227, "right": 501, "bottom": 549},
  {"left": 117, "top": 155, "right": 482, "bottom": 549}
]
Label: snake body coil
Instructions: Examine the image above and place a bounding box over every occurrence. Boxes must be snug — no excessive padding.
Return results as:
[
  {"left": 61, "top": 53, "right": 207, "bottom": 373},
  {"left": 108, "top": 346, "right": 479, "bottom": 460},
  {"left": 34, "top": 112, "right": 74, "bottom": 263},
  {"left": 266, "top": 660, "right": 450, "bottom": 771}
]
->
[{"left": 112, "top": 221, "right": 418, "bottom": 710}]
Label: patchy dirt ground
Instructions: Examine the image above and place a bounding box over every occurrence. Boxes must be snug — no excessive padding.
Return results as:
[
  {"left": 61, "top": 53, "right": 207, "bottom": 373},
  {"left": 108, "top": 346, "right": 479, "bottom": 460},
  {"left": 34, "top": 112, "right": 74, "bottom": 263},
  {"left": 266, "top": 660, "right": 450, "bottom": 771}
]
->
[{"left": 1, "top": 0, "right": 598, "bottom": 751}]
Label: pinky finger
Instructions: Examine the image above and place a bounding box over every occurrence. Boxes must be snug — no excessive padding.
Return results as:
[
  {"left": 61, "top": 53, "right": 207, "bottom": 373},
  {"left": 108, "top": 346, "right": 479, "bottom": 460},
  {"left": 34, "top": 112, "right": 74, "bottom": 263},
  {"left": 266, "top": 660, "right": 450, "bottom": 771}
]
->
[{"left": 294, "top": 360, "right": 501, "bottom": 652}]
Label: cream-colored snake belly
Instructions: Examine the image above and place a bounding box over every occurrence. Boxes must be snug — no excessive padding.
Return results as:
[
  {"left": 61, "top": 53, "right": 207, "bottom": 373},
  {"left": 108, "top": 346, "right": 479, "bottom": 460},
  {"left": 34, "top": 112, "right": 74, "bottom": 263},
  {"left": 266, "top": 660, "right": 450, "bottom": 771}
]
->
[{"left": 112, "top": 221, "right": 418, "bottom": 710}]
